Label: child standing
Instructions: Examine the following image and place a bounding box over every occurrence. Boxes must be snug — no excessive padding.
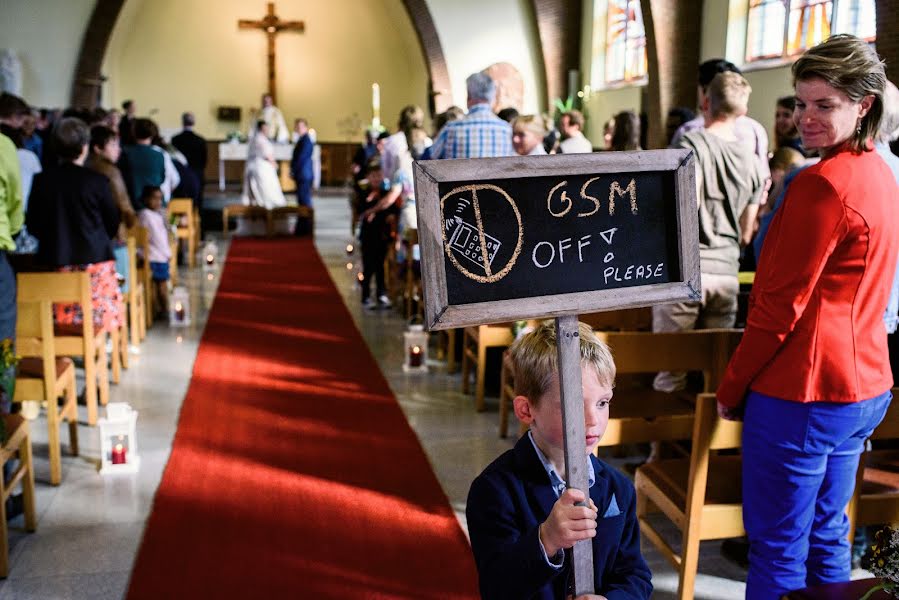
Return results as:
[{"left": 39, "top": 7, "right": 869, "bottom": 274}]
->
[
  {"left": 357, "top": 157, "right": 398, "bottom": 309},
  {"left": 466, "top": 320, "right": 652, "bottom": 599},
  {"left": 136, "top": 185, "right": 171, "bottom": 317}
]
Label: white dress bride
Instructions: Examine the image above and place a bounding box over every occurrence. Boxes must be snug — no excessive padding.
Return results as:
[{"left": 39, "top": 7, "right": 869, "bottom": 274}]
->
[{"left": 237, "top": 127, "right": 289, "bottom": 235}]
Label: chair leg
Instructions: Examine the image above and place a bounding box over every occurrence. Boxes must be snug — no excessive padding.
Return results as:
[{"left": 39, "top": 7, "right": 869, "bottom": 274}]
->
[
  {"left": 97, "top": 333, "right": 110, "bottom": 407},
  {"left": 677, "top": 525, "right": 702, "bottom": 600},
  {"left": 188, "top": 232, "right": 196, "bottom": 267},
  {"left": 499, "top": 368, "right": 509, "bottom": 438},
  {"left": 119, "top": 321, "right": 129, "bottom": 369},
  {"left": 19, "top": 434, "right": 36, "bottom": 532},
  {"left": 476, "top": 343, "right": 487, "bottom": 412},
  {"left": 66, "top": 371, "right": 79, "bottom": 456},
  {"left": 446, "top": 329, "right": 457, "bottom": 374},
  {"left": 0, "top": 469, "right": 7, "bottom": 578},
  {"left": 130, "top": 296, "right": 140, "bottom": 347},
  {"left": 46, "top": 398, "right": 62, "bottom": 485},
  {"left": 461, "top": 340, "right": 471, "bottom": 395},
  {"left": 110, "top": 327, "right": 121, "bottom": 384},
  {"left": 84, "top": 349, "right": 99, "bottom": 426}
]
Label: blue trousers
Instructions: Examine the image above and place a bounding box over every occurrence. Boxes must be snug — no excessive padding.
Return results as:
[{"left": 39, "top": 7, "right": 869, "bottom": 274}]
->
[
  {"left": 743, "top": 390, "right": 892, "bottom": 599},
  {"left": 0, "top": 251, "right": 15, "bottom": 415}
]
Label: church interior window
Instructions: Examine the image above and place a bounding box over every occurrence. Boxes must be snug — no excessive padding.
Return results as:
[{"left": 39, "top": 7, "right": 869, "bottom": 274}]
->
[
  {"left": 604, "top": 0, "right": 648, "bottom": 84},
  {"left": 746, "top": 0, "right": 876, "bottom": 63}
]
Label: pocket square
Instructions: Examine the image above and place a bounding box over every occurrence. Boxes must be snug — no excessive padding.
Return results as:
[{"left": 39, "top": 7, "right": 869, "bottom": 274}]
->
[{"left": 602, "top": 494, "right": 622, "bottom": 518}]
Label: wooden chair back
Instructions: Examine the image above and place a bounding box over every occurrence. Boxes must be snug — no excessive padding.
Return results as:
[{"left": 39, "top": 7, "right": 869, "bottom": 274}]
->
[
  {"left": 0, "top": 414, "right": 37, "bottom": 576},
  {"left": 14, "top": 300, "right": 58, "bottom": 392},
  {"left": 129, "top": 225, "right": 154, "bottom": 324},
  {"left": 581, "top": 308, "right": 652, "bottom": 332},
  {"left": 593, "top": 329, "right": 741, "bottom": 447},
  {"left": 848, "top": 387, "right": 899, "bottom": 542},
  {"left": 169, "top": 198, "right": 195, "bottom": 266}
]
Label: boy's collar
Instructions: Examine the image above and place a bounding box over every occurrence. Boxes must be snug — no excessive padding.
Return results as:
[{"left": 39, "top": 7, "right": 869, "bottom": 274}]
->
[{"left": 526, "top": 430, "right": 596, "bottom": 493}]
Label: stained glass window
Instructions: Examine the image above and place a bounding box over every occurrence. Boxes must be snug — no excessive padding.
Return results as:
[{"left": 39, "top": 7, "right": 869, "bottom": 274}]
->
[
  {"left": 746, "top": 0, "right": 876, "bottom": 63},
  {"left": 605, "top": 0, "right": 647, "bottom": 84}
]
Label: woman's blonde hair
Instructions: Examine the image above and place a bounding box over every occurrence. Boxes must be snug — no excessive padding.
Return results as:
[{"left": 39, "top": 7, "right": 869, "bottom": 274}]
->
[
  {"left": 512, "top": 114, "right": 548, "bottom": 138},
  {"left": 792, "top": 34, "right": 885, "bottom": 153},
  {"left": 509, "top": 320, "right": 615, "bottom": 405}
]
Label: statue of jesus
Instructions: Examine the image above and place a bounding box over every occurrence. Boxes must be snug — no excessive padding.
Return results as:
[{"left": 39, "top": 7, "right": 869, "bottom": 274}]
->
[{"left": 250, "top": 93, "right": 289, "bottom": 143}]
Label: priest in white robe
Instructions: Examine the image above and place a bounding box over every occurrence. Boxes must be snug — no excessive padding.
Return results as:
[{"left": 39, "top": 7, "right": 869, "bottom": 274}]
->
[{"left": 249, "top": 93, "right": 289, "bottom": 143}]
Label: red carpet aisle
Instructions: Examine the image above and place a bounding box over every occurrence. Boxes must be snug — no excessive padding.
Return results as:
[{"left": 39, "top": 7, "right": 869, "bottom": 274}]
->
[{"left": 127, "top": 238, "right": 480, "bottom": 599}]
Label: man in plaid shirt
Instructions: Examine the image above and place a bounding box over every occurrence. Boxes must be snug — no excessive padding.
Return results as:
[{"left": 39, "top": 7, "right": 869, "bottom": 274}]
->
[{"left": 429, "top": 72, "right": 514, "bottom": 160}]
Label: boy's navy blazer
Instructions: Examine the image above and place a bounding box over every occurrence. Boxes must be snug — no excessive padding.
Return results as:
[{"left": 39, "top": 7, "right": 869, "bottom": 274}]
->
[{"left": 466, "top": 435, "right": 652, "bottom": 600}]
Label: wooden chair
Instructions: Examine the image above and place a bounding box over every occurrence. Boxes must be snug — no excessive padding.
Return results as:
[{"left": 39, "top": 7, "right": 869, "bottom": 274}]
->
[
  {"left": 0, "top": 414, "right": 37, "bottom": 577},
  {"left": 168, "top": 227, "right": 179, "bottom": 286},
  {"left": 168, "top": 198, "right": 196, "bottom": 267},
  {"left": 594, "top": 329, "right": 740, "bottom": 449},
  {"left": 125, "top": 236, "right": 147, "bottom": 346},
  {"left": 13, "top": 299, "right": 79, "bottom": 485},
  {"left": 847, "top": 387, "right": 899, "bottom": 542},
  {"left": 109, "top": 296, "right": 129, "bottom": 385},
  {"left": 635, "top": 393, "right": 744, "bottom": 600},
  {"left": 130, "top": 225, "right": 154, "bottom": 328},
  {"left": 462, "top": 324, "right": 515, "bottom": 412},
  {"left": 17, "top": 272, "right": 110, "bottom": 425}
]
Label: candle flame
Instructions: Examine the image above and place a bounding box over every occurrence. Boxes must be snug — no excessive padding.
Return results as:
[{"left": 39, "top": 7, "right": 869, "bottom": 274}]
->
[
  {"left": 412, "top": 346, "right": 421, "bottom": 353},
  {"left": 175, "top": 302, "right": 183, "bottom": 311},
  {"left": 114, "top": 443, "right": 123, "bottom": 451},
  {"left": 346, "top": 262, "right": 353, "bottom": 270},
  {"left": 346, "top": 244, "right": 354, "bottom": 253}
]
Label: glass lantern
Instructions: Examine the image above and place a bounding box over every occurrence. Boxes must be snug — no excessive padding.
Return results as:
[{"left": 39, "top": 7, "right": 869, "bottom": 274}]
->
[
  {"left": 403, "top": 324, "right": 429, "bottom": 373},
  {"left": 202, "top": 239, "right": 219, "bottom": 271},
  {"left": 99, "top": 403, "right": 140, "bottom": 474},
  {"left": 169, "top": 285, "right": 191, "bottom": 327}
]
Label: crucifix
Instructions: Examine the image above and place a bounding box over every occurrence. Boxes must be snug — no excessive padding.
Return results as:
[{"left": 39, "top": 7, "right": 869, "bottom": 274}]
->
[{"left": 238, "top": 2, "right": 305, "bottom": 105}]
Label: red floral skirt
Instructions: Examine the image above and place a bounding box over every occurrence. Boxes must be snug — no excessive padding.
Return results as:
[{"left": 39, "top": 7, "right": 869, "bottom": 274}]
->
[{"left": 54, "top": 260, "right": 124, "bottom": 333}]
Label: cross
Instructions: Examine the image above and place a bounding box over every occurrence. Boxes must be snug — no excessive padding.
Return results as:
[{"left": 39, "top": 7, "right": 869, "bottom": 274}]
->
[{"left": 238, "top": 2, "right": 305, "bottom": 105}]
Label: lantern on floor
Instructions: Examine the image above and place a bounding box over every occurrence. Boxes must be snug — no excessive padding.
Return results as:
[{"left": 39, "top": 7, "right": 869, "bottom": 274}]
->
[
  {"left": 169, "top": 286, "right": 191, "bottom": 327},
  {"left": 403, "top": 323, "right": 429, "bottom": 373},
  {"left": 99, "top": 403, "right": 140, "bottom": 474},
  {"left": 202, "top": 239, "right": 219, "bottom": 271}
]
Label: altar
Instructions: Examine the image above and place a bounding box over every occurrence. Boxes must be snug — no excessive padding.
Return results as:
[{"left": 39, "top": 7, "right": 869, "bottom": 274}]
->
[{"left": 218, "top": 141, "right": 295, "bottom": 191}]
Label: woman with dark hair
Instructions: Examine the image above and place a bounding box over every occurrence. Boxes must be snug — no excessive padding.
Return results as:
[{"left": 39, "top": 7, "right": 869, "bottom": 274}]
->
[
  {"left": 609, "top": 110, "right": 641, "bottom": 151},
  {"left": 717, "top": 35, "right": 898, "bottom": 598},
  {"left": 26, "top": 117, "right": 123, "bottom": 333}
]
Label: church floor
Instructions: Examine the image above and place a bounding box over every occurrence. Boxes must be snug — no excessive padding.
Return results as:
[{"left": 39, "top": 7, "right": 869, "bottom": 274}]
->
[{"left": 0, "top": 188, "right": 871, "bottom": 599}]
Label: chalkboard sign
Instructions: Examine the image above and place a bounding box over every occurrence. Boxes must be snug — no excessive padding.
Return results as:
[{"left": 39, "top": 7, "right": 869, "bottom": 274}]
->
[{"left": 413, "top": 150, "right": 701, "bottom": 330}]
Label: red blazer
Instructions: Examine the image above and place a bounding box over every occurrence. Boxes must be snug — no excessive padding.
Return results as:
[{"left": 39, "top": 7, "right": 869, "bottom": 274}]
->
[{"left": 718, "top": 145, "right": 899, "bottom": 407}]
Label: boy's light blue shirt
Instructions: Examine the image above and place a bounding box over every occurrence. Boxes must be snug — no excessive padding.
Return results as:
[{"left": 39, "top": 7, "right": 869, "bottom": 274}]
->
[
  {"left": 527, "top": 430, "right": 597, "bottom": 569},
  {"left": 875, "top": 142, "right": 899, "bottom": 334}
]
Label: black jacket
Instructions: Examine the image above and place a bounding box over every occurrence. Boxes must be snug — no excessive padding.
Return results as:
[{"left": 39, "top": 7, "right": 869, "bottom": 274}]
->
[
  {"left": 26, "top": 162, "right": 119, "bottom": 267},
  {"left": 171, "top": 129, "right": 208, "bottom": 178}
]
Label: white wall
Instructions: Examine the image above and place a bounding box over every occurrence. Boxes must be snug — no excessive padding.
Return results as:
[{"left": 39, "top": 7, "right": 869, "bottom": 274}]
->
[
  {"left": 425, "top": 0, "right": 545, "bottom": 114},
  {"left": 0, "top": 0, "right": 97, "bottom": 107},
  {"left": 103, "top": 0, "right": 430, "bottom": 141}
]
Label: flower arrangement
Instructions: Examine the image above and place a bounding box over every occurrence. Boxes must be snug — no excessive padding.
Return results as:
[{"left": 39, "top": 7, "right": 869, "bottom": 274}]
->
[{"left": 861, "top": 526, "right": 899, "bottom": 598}]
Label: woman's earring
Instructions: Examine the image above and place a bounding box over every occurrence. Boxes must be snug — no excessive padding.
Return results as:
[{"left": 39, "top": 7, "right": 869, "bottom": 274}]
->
[{"left": 857, "top": 120, "right": 862, "bottom": 135}]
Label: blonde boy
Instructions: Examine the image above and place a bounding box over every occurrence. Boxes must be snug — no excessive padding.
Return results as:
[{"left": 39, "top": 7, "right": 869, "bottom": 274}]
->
[{"left": 466, "top": 321, "right": 652, "bottom": 600}]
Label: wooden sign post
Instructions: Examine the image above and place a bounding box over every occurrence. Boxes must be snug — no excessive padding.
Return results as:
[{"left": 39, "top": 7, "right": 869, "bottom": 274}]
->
[{"left": 413, "top": 150, "right": 700, "bottom": 595}]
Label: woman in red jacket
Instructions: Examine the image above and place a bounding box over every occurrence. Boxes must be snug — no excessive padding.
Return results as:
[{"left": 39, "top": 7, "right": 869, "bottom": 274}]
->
[{"left": 716, "top": 35, "right": 898, "bottom": 599}]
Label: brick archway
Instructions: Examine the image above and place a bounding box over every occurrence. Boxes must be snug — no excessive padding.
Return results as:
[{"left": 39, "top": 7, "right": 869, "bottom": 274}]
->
[{"left": 70, "top": 0, "right": 454, "bottom": 113}]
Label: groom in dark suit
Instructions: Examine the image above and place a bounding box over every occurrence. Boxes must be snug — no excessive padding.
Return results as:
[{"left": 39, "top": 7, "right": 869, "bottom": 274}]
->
[{"left": 290, "top": 119, "right": 314, "bottom": 236}]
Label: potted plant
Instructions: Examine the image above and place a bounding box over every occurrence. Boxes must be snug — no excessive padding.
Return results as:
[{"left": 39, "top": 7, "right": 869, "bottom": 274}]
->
[
  {"left": 861, "top": 526, "right": 899, "bottom": 598},
  {"left": 0, "top": 338, "right": 19, "bottom": 443}
]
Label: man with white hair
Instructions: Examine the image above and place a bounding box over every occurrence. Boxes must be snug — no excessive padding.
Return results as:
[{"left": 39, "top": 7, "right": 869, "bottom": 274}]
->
[{"left": 428, "top": 72, "right": 513, "bottom": 159}]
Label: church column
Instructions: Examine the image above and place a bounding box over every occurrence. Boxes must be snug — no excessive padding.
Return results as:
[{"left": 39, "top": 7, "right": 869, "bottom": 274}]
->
[
  {"left": 640, "top": 0, "right": 703, "bottom": 149},
  {"left": 402, "top": 0, "right": 454, "bottom": 116},
  {"left": 71, "top": 0, "right": 125, "bottom": 108},
  {"left": 531, "top": 0, "right": 582, "bottom": 110}
]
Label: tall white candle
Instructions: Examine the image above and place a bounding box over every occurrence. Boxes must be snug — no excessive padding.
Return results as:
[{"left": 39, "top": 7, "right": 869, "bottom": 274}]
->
[{"left": 372, "top": 82, "right": 381, "bottom": 128}]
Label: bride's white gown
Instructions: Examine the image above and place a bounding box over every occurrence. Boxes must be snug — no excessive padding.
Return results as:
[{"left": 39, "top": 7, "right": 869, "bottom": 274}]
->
[{"left": 238, "top": 133, "right": 292, "bottom": 235}]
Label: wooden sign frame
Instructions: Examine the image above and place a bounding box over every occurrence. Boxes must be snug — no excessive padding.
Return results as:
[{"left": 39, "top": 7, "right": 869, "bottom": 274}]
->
[{"left": 413, "top": 150, "right": 701, "bottom": 331}]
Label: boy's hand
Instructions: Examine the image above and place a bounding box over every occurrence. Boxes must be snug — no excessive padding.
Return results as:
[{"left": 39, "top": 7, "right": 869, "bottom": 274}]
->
[{"left": 539, "top": 488, "right": 598, "bottom": 557}]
